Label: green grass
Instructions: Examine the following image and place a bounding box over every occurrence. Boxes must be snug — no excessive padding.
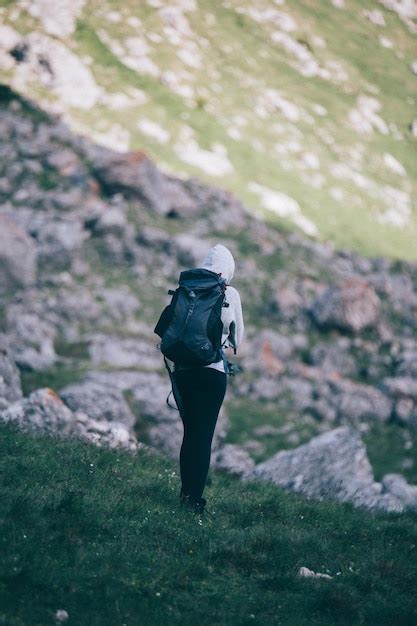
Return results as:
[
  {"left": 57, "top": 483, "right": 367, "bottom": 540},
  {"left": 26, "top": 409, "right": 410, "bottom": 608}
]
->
[
  {"left": 54, "top": 339, "right": 91, "bottom": 360},
  {"left": 1, "top": 423, "right": 417, "bottom": 626}
]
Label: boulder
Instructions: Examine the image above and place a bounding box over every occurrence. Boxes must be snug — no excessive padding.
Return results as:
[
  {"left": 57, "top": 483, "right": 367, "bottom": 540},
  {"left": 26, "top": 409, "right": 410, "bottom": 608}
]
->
[
  {"left": 310, "top": 278, "right": 380, "bottom": 333},
  {"left": 92, "top": 148, "right": 195, "bottom": 215},
  {"left": 309, "top": 340, "right": 357, "bottom": 377},
  {"left": 0, "top": 387, "right": 76, "bottom": 434},
  {"left": 248, "top": 426, "right": 408, "bottom": 512},
  {"left": 80, "top": 370, "right": 190, "bottom": 457},
  {"left": 9, "top": 32, "right": 102, "bottom": 110},
  {"left": 35, "top": 217, "right": 90, "bottom": 271},
  {"left": 394, "top": 397, "right": 415, "bottom": 424},
  {"left": 86, "top": 206, "right": 129, "bottom": 237},
  {"left": 334, "top": 379, "right": 392, "bottom": 423},
  {"left": 382, "top": 474, "right": 417, "bottom": 511},
  {"left": 382, "top": 377, "right": 417, "bottom": 400},
  {"left": 0, "top": 214, "right": 37, "bottom": 292},
  {"left": 44, "top": 147, "right": 87, "bottom": 182},
  {"left": 24, "top": 0, "right": 86, "bottom": 38},
  {"left": 211, "top": 443, "right": 255, "bottom": 477},
  {"left": 59, "top": 380, "right": 136, "bottom": 426},
  {"left": 91, "top": 149, "right": 172, "bottom": 215},
  {"left": 5, "top": 304, "right": 57, "bottom": 371},
  {"left": 245, "top": 330, "right": 293, "bottom": 376},
  {"left": 0, "top": 334, "right": 23, "bottom": 410},
  {"left": 266, "top": 286, "right": 303, "bottom": 321},
  {"left": 87, "top": 333, "right": 161, "bottom": 370},
  {"left": 0, "top": 386, "right": 141, "bottom": 452},
  {"left": 396, "top": 348, "right": 417, "bottom": 377},
  {"left": 74, "top": 412, "right": 140, "bottom": 452}
]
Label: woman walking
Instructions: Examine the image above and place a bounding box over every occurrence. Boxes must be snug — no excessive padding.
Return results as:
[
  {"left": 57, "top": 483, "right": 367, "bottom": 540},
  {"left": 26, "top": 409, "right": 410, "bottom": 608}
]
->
[{"left": 173, "top": 244, "right": 244, "bottom": 514}]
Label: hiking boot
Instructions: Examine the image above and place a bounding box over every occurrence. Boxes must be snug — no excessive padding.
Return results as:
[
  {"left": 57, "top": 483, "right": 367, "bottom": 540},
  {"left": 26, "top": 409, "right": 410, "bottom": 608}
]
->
[
  {"left": 184, "top": 497, "right": 207, "bottom": 515},
  {"left": 180, "top": 487, "right": 190, "bottom": 506}
]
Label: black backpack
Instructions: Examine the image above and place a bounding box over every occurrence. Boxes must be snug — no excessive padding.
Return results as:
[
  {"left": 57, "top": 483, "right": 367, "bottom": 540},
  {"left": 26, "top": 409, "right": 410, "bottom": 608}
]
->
[{"left": 154, "top": 268, "right": 229, "bottom": 367}]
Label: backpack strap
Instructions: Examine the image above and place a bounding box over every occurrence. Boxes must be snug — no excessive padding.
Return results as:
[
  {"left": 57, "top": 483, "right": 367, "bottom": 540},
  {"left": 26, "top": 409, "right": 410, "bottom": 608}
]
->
[{"left": 163, "top": 356, "right": 184, "bottom": 415}]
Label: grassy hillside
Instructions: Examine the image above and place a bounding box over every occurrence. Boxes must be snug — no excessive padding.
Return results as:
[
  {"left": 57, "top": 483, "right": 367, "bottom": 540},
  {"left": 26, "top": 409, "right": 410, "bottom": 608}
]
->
[
  {"left": 1, "top": 423, "right": 417, "bottom": 626},
  {"left": 0, "top": 0, "right": 416, "bottom": 258}
]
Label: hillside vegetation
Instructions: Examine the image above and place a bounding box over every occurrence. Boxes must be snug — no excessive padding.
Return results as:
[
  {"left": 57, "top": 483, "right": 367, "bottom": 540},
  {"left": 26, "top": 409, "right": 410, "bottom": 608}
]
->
[
  {"left": 0, "top": 0, "right": 416, "bottom": 257},
  {"left": 1, "top": 423, "right": 417, "bottom": 626}
]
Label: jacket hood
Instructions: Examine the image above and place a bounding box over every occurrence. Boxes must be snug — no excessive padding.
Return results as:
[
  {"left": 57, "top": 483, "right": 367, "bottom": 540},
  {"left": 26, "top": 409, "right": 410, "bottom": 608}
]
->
[{"left": 200, "top": 244, "right": 235, "bottom": 284}]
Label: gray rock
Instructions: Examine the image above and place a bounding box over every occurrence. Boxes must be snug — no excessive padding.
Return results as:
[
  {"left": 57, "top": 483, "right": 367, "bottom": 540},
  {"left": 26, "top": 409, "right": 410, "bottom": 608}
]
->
[
  {"left": 35, "top": 217, "right": 89, "bottom": 271},
  {"left": 245, "top": 330, "right": 293, "bottom": 376},
  {"left": 303, "top": 398, "right": 338, "bottom": 423},
  {"left": 334, "top": 379, "right": 392, "bottom": 423},
  {"left": 45, "top": 147, "right": 87, "bottom": 182},
  {"left": 87, "top": 206, "right": 129, "bottom": 237},
  {"left": 249, "top": 377, "right": 282, "bottom": 400},
  {"left": 382, "top": 377, "right": 417, "bottom": 400},
  {"left": 147, "top": 421, "right": 185, "bottom": 459},
  {"left": 266, "top": 286, "right": 303, "bottom": 322},
  {"left": 394, "top": 398, "right": 415, "bottom": 424},
  {"left": 76, "top": 415, "right": 140, "bottom": 452},
  {"left": 0, "top": 386, "right": 141, "bottom": 452},
  {"left": 84, "top": 370, "right": 183, "bottom": 457},
  {"left": 0, "top": 387, "right": 76, "bottom": 434},
  {"left": 6, "top": 305, "right": 57, "bottom": 371},
  {"left": 87, "top": 333, "right": 161, "bottom": 370},
  {"left": 42, "top": 285, "right": 103, "bottom": 341},
  {"left": 97, "top": 287, "right": 141, "bottom": 323},
  {"left": 211, "top": 443, "right": 255, "bottom": 477},
  {"left": 0, "top": 334, "right": 23, "bottom": 410},
  {"left": 310, "top": 278, "right": 380, "bottom": 333},
  {"left": 397, "top": 347, "right": 417, "bottom": 377},
  {"left": 277, "top": 376, "right": 315, "bottom": 411},
  {"left": 248, "top": 427, "right": 405, "bottom": 512},
  {"left": 91, "top": 148, "right": 172, "bottom": 215},
  {"left": 59, "top": 380, "right": 136, "bottom": 426},
  {"left": 172, "top": 233, "right": 211, "bottom": 267},
  {"left": 298, "top": 566, "right": 332, "bottom": 580},
  {"left": 160, "top": 177, "right": 199, "bottom": 218},
  {"left": 382, "top": 474, "right": 417, "bottom": 511},
  {"left": 0, "top": 214, "right": 37, "bottom": 292},
  {"left": 310, "top": 340, "right": 357, "bottom": 377},
  {"left": 135, "top": 226, "right": 173, "bottom": 252}
]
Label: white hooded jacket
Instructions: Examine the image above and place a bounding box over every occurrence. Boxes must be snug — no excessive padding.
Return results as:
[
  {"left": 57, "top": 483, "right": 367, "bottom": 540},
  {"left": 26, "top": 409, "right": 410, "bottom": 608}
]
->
[{"left": 175, "top": 244, "right": 245, "bottom": 373}]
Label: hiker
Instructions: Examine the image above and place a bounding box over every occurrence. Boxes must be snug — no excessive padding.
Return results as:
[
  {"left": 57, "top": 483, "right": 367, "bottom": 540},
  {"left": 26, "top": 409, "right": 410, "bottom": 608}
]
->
[{"left": 154, "top": 244, "right": 244, "bottom": 514}]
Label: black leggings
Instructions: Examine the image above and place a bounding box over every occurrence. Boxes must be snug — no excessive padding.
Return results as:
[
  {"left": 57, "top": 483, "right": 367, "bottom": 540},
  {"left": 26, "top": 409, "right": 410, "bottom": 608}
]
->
[{"left": 174, "top": 367, "right": 227, "bottom": 502}]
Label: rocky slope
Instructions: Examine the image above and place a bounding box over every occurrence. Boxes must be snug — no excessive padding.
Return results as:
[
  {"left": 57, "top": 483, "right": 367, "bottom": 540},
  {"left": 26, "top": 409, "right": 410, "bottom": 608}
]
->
[
  {"left": 0, "top": 0, "right": 416, "bottom": 258},
  {"left": 1, "top": 85, "right": 417, "bottom": 512}
]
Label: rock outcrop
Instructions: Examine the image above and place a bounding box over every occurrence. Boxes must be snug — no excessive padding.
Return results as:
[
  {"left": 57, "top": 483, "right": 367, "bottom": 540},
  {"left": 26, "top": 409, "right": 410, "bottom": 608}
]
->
[
  {"left": 310, "top": 279, "right": 380, "bottom": 333},
  {"left": 248, "top": 427, "right": 417, "bottom": 513},
  {"left": 0, "top": 387, "right": 141, "bottom": 452}
]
